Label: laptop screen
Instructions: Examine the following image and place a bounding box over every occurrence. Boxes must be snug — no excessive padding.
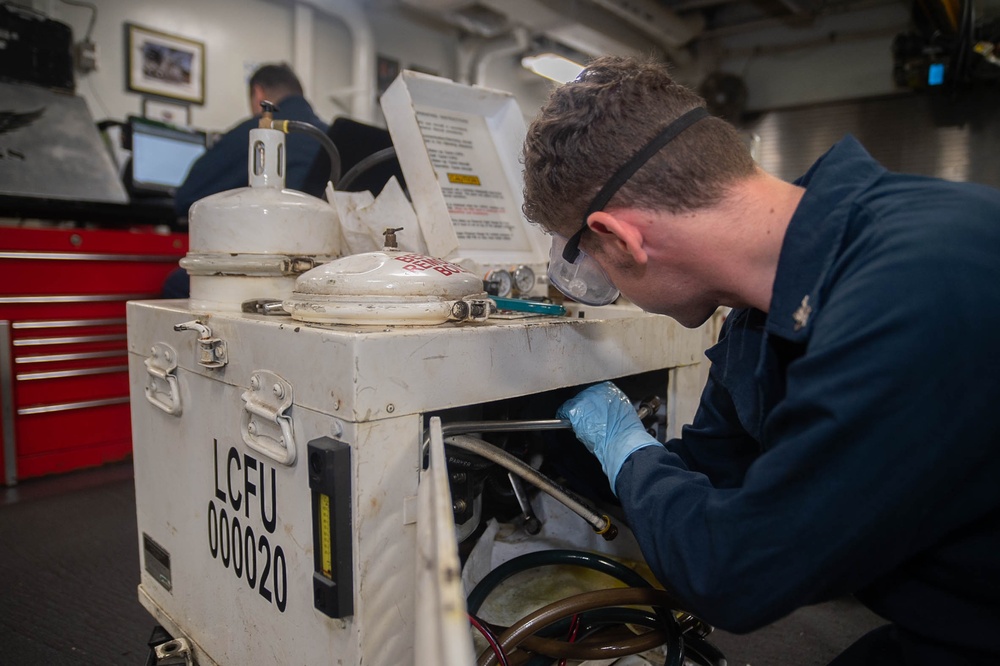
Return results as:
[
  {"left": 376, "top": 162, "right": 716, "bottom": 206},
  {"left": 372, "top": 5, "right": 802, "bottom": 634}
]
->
[{"left": 128, "top": 117, "right": 206, "bottom": 195}]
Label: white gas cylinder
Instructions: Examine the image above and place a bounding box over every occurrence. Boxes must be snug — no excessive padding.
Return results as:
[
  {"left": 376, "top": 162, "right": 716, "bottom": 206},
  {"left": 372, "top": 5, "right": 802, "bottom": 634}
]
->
[{"left": 180, "top": 127, "right": 340, "bottom": 311}]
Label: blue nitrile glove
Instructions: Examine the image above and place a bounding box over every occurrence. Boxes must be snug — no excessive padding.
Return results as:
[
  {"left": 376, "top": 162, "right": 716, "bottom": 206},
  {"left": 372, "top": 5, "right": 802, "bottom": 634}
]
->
[{"left": 556, "top": 381, "right": 660, "bottom": 493}]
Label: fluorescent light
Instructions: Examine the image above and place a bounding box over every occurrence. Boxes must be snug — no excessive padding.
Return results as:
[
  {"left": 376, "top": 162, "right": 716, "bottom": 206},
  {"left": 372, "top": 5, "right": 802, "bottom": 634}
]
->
[{"left": 521, "top": 53, "right": 585, "bottom": 83}]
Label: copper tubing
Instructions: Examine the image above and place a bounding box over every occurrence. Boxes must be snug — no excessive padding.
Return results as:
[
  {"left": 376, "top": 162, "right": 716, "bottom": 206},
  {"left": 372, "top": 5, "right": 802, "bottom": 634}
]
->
[
  {"left": 478, "top": 587, "right": 684, "bottom": 666},
  {"left": 518, "top": 624, "right": 668, "bottom": 660}
]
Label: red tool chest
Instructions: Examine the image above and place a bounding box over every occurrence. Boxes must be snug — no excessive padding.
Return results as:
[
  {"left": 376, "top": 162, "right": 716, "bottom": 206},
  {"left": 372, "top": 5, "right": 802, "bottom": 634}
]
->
[{"left": 0, "top": 225, "right": 187, "bottom": 484}]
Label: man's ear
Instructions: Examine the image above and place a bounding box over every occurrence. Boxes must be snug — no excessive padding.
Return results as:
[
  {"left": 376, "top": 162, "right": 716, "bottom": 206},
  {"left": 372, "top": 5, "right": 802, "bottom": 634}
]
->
[
  {"left": 587, "top": 210, "right": 648, "bottom": 265},
  {"left": 249, "top": 84, "right": 266, "bottom": 115}
]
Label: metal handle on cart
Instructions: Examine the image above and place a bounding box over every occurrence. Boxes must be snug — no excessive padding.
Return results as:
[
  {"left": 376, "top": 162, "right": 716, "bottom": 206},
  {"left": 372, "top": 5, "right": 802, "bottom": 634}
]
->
[
  {"left": 144, "top": 343, "right": 182, "bottom": 416},
  {"left": 240, "top": 370, "right": 297, "bottom": 465}
]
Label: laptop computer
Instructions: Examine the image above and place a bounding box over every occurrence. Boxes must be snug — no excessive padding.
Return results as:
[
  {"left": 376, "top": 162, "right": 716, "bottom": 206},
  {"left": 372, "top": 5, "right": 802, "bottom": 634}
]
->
[{"left": 126, "top": 115, "right": 206, "bottom": 197}]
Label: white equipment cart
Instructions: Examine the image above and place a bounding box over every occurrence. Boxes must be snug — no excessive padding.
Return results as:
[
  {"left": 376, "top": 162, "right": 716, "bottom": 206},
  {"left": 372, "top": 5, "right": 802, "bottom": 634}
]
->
[{"left": 128, "top": 71, "right": 711, "bottom": 666}]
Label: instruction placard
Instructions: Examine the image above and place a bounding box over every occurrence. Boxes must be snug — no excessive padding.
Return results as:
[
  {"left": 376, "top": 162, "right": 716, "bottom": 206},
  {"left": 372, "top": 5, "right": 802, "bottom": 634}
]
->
[{"left": 413, "top": 106, "right": 531, "bottom": 253}]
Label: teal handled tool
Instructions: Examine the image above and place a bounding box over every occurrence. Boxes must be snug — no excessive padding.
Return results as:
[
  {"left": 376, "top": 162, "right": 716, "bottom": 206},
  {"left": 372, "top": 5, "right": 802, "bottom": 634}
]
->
[{"left": 492, "top": 297, "right": 566, "bottom": 316}]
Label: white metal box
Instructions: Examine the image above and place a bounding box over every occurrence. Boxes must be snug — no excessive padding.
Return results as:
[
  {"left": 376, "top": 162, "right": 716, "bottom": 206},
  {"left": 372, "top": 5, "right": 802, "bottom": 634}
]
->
[
  {"left": 130, "top": 70, "right": 713, "bottom": 665},
  {"left": 128, "top": 301, "right": 707, "bottom": 664}
]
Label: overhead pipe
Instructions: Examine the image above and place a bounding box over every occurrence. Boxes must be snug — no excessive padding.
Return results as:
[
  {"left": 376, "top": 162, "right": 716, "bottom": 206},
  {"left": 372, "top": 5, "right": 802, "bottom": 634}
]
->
[
  {"left": 703, "top": 0, "right": 899, "bottom": 40},
  {"left": 469, "top": 26, "right": 531, "bottom": 86},
  {"left": 297, "top": 0, "right": 376, "bottom": 123},
  {"left": 586, "top": 0, "right": 703, "bottom": 49}
]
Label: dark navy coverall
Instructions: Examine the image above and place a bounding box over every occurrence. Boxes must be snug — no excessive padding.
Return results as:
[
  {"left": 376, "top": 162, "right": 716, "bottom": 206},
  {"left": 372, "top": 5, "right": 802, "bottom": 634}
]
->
[
  {"left": 616, "top": 136, "right": 1000, "bottom": 665},
  {"left": 173, "top": 95, "right": 327, "bottom": 217}
]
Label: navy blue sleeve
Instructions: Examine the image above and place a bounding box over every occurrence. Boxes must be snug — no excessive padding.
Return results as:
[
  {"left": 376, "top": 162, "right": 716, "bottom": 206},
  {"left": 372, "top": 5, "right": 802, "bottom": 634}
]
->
[
  {"left": 283, "top": 131, "right": 323, "bottom": 194},
  {"left": 174, "top": 118, "right": 255, "bottom": 217},
  {"left": 615, "top": 194, "right": 1000, "bottom": 633}
]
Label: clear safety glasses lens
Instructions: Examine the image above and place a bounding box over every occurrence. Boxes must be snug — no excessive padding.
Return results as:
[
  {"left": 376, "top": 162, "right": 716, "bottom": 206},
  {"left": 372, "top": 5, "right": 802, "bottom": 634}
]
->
[{"left": 547, "top": 233, "right": 620, "bottom": 306}]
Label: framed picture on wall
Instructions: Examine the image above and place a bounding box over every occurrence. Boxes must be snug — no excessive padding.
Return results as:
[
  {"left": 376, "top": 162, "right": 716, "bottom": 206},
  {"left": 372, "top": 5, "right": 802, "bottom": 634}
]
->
[{"left": 126, "top": 23, "right": 205, "bottom": 105}]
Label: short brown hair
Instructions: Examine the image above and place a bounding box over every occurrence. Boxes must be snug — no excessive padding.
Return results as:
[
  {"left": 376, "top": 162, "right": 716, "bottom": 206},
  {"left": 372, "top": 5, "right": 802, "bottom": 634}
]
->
[{"left": 522, "top": 55, "right": 754, "bottom": 236}]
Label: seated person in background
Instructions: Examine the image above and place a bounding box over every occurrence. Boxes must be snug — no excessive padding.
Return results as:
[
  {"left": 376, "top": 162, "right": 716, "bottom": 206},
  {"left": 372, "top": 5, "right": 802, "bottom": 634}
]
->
[
  {"left": 173, "top": 63, "right": 328, "bottom": 218},
  {"left": 165, "top": 63, "right": 327, "bottom": 299}
]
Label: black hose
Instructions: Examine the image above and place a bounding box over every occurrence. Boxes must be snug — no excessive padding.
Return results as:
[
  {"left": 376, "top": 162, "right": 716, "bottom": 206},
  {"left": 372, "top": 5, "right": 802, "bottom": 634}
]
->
[
  {"left": 337, "top": 146, "right": 398, "bottom": 191},
  {"left": 447, "top": 436, "right": 613, "bottom": 536},
  {"left": 283, "top": 120, "right": 342, "bottom": 187},
  {"left": 683, "top": 633, "right": 729, "bottom": 666}
]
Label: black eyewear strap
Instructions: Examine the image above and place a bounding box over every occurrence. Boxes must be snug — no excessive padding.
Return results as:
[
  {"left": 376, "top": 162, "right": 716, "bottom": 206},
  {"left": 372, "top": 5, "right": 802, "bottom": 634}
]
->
[{"left": 561, "top": 106, "right": 711, "bottom": 263}]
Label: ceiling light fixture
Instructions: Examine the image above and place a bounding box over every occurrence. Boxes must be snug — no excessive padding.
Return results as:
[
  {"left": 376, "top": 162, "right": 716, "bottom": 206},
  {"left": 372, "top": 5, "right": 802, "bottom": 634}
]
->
[{"left": 520, "top": 53, "right": 585, "bottom": 82}]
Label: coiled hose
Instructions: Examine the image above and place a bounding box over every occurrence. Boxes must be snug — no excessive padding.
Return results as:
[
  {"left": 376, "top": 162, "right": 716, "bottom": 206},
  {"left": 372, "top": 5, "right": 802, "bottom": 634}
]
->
[
  {"left": 478, "top": 587, "right": 684, "bottom": 666},
  {"left": 467, "top": 549, "right": 685, "bottom": 666}
]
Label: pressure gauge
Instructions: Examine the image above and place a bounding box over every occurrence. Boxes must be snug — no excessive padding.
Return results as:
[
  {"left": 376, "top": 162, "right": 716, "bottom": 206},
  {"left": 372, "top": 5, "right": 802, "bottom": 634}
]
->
[
  {"left": 484, "top": 269, "right": 513, "bottom": 298},
  {"left": 512, "top": 265, "right": 536, "bottom": 295}
]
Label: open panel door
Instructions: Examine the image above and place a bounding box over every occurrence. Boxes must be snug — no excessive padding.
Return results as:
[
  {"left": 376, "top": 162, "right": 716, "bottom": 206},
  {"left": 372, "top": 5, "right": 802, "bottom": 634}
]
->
[{"left": 416, "top": 417, "right": 477, "bottom": 664}]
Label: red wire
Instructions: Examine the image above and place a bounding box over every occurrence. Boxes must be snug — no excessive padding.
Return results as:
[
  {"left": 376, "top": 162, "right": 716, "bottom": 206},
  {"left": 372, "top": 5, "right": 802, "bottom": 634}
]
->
[
  {"left": 558, "top": 613, "right": 581, "bottom": 666},
  {"left": 469, "top": 613, "right": 511, "bottom": 666}
]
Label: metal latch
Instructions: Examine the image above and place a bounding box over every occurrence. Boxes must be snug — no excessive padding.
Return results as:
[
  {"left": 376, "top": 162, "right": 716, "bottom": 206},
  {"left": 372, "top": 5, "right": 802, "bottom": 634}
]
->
[
  {"left": 241, "top": 370, "right": 296, "bottom": 465},
  {"left": 449, "top": 297, "right": 497, "bottom": 323},
  {"left": 174, "top": 320, "right": 228, "bottom": 368},
  {"left": 144, "top": 343, "right": 182, "bottom": 416},
  {"left": 242, "top": 298, "right": 291, "bottom": 316}
]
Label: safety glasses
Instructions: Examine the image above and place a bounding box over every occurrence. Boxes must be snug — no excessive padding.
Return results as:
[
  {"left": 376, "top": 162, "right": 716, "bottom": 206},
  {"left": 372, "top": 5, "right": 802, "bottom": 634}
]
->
[
  {"left": 548, "top": 233, "right": 620, "bottom": 305},
  {"left": 546, "top": 106, "right": 710, "bottom": 306}
]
